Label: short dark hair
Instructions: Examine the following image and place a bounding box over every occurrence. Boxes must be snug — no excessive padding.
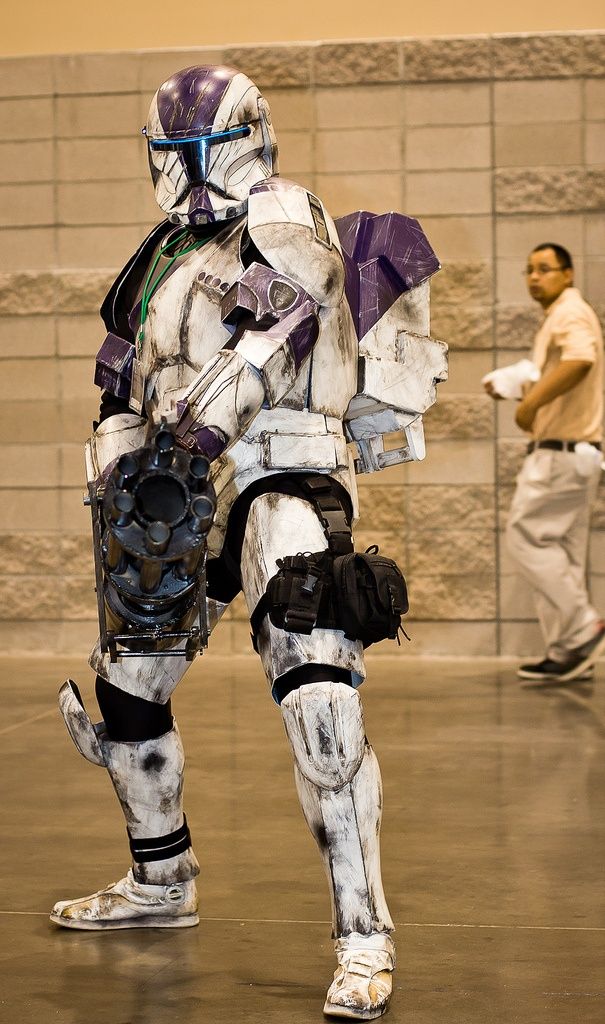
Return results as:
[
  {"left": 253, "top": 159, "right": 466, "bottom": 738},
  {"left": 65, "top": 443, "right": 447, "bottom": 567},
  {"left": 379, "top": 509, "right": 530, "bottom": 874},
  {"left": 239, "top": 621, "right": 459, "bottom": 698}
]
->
[{"left": 532, "top": 242, "right": 573, "bottom": 270}]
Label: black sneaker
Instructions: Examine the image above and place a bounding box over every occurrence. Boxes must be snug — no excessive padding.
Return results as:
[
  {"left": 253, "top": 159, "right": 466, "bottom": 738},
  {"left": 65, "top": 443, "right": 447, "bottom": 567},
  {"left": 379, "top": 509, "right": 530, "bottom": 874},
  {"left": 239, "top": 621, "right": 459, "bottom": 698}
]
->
[
  {"left": 556, "top": 622, "right": 605, "bottom": 682},
  {"left": 517, "top": 658, "right": 594, "bottom": 687}
]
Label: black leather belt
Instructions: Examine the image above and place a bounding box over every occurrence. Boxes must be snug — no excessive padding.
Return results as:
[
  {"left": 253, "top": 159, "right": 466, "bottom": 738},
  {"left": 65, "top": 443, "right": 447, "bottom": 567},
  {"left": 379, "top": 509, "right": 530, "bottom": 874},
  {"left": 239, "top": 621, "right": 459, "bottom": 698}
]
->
[{"left": 527, "top": 439, "right": 602, "bottom": 454}]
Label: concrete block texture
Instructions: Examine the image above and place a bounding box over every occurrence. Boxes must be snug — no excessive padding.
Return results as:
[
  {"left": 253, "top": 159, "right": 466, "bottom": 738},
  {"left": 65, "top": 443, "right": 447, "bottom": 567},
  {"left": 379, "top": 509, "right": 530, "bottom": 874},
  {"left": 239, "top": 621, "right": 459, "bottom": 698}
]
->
[
  {"left": 585, "top": 123, "right": 605, "bottom": 165},
  {"left": 496, "top": 306, "right": 542, "bottom": 349},
  {"left": 492, "top": 34, "right": 584, "bottom": 79},
  {"left": 0, "top": 444, "right": 61, "bottom": 488},
  {"left": 0, "top": 141, "right": 54, "bottom": 184},
  {"left": 496, "top": 213, "right": 584, "bottom": 259},
  {"left": 420, "top": 216, "right": 493, "bottom": 261},
  {"left": 440, "top": 351, "right": 494, "bottom": 393},
  {"left": 56, "top": 94, "right": 141, "bottom": 139},
  {"left": 495, "top": 169, "right": 605, "bottom": 215},
  {"left": 56, "top": 226, "right": 148, "bottom": 269},
  {"left": 223, "top": 46, "right": 312, "bottom": 87},
  {"left": 316, "top": 127, "right": 402, "bottom": 174},
  {"left": 405, "top": 83, "right": 491, "bottom": 126},
  {"left": 314, "top": 173, "right": 402, "bottom": 218},
  {"left": 0, "top": 401, "right": 62, "bottom": 445},
  {"left": 57, "top": 138, "right": 143, "bottom": 182},
  {"left": 266, "top": 88, "right": 314, "bottom": 131},
  {"left": 0, "top": 56, "right": 53, "bottom": 97},
  {"left": 407, "top": 573, "right": 497, "bottom": 620},
  {"left": 585, "top": 80, "right": 605, "bottom": 120},
  {"left": 408, "top": 529, "right": 496, "bottom": 574},
  {"left": 313, "top": 42, "right": 401, "bottom": 85},
  {"left": 0, "top": 98, "right": 54, "bottom": 139},
  {"left": 56, "top": 180, "right": 145, "bottom": 226},
  {"left": 403, "top": 484, "right": 496, "bottom": 532},
  {"left": 408, "top": 170, "right": 492, "bottom": 216},
  {"left": 53, "top": 52, "right": 140, "bottom": 95},
  {"left": 138, "top": 50, "right": 226, "bottom": 92},
  {"left": 402, "top": 37, "right": 492, "bottom": 81},
  {"left": 0, "top": 31, "right": 603, "bottom": 655},
  {"left": 423, "top": 395, "right": 495, "bottom": 441},
  {"left": 0, "top": 184, "right": 55, "bottom": 228},
  {"left": 430, "top": 306, "right": 493, "bottom": 351},
  {"left": 0, "top": 316, "right": 55, "bottom": 358},
  {"left": 583, "top": 34, "right": 605, "bottom": 76},
  {"left": 315, "top": 85, "right": 403, "bottom": 130},
  {"left": 406, "top": 125, "right": 491, "bottom": 170},
  {"left": 0, "top": 229, "right": 57, "bottom": 273},
  {"left": 494, "top": 79, "right": 582, "bottom": 124},
  {"left": 495, "top": 123, "right": 583, "bottom": 168}
]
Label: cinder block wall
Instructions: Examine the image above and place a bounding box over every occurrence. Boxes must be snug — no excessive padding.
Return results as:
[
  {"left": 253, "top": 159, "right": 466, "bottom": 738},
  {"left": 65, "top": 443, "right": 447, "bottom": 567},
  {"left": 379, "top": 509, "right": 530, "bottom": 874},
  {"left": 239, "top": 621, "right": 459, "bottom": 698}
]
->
[{"left": 0, "top": 34, "right": 604, "bottom": 658}]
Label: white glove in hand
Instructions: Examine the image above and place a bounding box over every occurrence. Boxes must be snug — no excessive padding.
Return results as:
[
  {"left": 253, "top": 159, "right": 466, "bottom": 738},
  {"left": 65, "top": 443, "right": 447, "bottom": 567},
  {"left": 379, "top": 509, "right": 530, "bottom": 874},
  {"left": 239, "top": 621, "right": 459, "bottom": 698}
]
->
[{"left": 482, "top": 359, "right": 540, "bottom": 400}]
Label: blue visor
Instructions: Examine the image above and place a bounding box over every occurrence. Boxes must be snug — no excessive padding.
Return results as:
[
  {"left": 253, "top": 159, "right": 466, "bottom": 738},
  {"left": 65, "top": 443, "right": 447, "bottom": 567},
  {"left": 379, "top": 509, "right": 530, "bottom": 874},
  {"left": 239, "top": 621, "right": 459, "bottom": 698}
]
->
[{"left": 144, "top": 125, "right": 252, "bottom": 185}]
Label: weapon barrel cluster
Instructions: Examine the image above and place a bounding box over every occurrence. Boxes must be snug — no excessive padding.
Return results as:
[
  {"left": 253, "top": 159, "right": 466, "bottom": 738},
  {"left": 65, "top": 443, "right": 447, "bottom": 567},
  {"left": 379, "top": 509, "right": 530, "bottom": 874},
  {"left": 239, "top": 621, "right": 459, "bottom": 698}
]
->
[{"left": 99, "top": 423, "right": 216, "bottom": 633}]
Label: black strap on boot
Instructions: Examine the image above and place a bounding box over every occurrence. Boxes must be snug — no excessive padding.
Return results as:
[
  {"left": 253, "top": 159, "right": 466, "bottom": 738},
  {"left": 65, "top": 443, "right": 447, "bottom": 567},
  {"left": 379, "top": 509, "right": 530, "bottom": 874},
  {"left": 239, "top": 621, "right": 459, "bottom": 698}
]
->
[{"left": 128, "top": 817, "right": 192, "bottom": 863}]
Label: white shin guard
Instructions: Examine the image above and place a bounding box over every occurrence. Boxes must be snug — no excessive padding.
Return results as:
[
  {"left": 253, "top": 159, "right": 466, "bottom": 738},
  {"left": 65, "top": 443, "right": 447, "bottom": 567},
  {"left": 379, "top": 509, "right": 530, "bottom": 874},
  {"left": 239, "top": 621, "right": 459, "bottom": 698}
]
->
[
  {"left": 281, "top": 681, "right": 393, "bottom": 939},
  {"left": 58, "top": 680, "right": 199, "bottom": 885},
  {"left": 100, "top": 725, "right": 200, "bottom": 885}
]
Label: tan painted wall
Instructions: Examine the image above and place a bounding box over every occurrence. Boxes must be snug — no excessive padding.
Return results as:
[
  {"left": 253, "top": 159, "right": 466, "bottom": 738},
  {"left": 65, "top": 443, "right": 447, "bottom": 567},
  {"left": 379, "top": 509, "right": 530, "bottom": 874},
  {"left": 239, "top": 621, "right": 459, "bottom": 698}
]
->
[
  {"left": 2, "top": 1, "right": 605, "bottom": 57},
  {"left": 0, "top": 34, "right": 604, "bottom": 659}
]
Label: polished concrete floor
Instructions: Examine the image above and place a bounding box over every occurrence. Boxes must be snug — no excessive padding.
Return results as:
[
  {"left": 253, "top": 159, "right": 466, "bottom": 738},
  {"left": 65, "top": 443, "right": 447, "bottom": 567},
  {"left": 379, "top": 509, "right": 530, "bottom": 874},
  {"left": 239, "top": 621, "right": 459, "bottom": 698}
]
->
[{"left": 1, "top": 654, "right": 604, "bottom": 1024}]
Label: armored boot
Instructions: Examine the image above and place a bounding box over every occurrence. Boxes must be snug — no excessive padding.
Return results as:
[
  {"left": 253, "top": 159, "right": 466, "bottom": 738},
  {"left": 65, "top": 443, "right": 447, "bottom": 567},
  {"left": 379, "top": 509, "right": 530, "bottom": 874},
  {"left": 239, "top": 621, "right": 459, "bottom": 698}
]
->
[
  {"left": 50, "top": 680, "right": 199, "bottom": 930},
  {"left": 281, "top": 681, "right": 395, "bottom": 1020}
]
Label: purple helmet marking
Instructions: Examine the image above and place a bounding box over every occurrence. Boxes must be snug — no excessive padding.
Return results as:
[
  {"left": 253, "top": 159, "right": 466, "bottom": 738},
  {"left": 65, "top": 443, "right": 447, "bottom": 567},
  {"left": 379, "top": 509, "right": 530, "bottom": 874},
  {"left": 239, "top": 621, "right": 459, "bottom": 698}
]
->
[
  {"left": 188, "top": 185, "right": 217, "bottom": 223},
  {"left": 156, "top": 66, "right": 239, "bottom": 137},
  {"left": 335, "top": 211, "right": 440, "bottom": 340}
]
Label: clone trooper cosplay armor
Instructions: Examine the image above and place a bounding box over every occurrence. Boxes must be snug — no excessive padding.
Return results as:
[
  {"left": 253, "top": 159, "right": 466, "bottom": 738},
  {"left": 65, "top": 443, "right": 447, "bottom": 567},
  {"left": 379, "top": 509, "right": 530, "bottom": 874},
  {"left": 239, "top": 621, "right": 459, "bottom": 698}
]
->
[{"left": 51, "top": 65, "right": 446, "bottom": 1020}]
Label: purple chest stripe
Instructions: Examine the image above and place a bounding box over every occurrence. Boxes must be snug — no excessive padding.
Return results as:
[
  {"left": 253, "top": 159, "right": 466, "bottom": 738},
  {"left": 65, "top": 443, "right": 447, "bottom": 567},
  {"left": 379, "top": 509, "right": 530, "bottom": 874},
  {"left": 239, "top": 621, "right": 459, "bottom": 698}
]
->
[{"left": 284, "top": 300, "right": 320, "bottom": 370}]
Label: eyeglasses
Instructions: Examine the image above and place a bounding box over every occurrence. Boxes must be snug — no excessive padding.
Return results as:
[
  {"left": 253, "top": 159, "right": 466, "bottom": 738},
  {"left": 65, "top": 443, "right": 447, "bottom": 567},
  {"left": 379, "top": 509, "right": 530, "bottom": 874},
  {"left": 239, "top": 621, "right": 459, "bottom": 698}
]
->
[{"left": 522, "top": 264, "right": 566, "bottom": 277}]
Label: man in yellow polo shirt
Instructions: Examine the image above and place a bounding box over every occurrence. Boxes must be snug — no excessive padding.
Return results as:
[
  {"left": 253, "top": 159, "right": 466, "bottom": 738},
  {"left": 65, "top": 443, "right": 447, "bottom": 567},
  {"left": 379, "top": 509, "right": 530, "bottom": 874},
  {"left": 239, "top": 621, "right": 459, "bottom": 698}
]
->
[{"left": 486, "top": 243, "right": 605, "bottom": 684}]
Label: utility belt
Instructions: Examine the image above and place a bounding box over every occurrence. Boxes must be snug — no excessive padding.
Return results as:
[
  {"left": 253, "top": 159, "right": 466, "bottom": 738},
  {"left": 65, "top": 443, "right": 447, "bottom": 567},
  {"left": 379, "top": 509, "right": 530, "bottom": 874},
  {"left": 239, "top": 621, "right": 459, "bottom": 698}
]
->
[
  {"left": 250, "top": 475, "right": 408, "bottom": 650},
  {"left": 527, "top": 439, "right": 602, "bottom": 454}
]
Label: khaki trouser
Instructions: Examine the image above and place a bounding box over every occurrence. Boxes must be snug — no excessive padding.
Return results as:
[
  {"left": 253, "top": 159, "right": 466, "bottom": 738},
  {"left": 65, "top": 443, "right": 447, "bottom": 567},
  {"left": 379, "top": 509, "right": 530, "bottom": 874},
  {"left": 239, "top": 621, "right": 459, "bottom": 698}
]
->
[{"left": 506, "top": 449, "right": 601, "bottom": 661}]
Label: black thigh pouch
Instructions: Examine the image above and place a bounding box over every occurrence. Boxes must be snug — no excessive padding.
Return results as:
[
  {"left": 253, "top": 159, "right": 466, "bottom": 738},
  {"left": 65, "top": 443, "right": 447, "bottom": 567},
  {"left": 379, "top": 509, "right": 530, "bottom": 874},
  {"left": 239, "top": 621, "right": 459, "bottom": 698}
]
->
[{"left": 251, "top": 545, "right": 409, "bottom": 650}]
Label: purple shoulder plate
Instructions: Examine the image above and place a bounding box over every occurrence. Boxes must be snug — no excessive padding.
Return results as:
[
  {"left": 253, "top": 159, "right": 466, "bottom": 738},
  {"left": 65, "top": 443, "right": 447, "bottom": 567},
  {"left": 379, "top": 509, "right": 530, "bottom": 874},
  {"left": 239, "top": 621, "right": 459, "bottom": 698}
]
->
[
  {"left": 94, "top": 332, "right": 135, "bottom": 399},
  {"left": 335, "top": 211, "right": 440, "bottom": 340}
]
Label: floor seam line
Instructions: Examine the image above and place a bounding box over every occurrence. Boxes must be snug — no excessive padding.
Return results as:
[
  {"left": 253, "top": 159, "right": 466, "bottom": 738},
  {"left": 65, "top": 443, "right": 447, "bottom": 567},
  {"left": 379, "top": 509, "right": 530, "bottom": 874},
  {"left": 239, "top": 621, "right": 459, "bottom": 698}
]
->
[{"left": 4, "top": 911, "right": 605, "bottom": 932}]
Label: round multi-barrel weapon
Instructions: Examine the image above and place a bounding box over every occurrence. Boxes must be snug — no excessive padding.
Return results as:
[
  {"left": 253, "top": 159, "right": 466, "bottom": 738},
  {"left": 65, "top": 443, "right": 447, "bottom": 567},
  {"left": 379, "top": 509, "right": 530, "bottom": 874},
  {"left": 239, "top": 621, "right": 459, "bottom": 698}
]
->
[{"left": 89, "top": 422, "right": 216, "bottom": 662}]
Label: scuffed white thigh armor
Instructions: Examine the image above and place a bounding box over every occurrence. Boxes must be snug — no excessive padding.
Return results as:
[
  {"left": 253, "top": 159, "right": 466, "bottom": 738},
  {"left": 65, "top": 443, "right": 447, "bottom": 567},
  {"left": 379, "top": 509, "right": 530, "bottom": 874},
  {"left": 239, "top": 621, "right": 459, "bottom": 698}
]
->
[
  {"left": 240, "top": 492, "right": 365, "bottom": 697},
  {"left": 281, "top": 680, "right": 393, "bottom": 938}
]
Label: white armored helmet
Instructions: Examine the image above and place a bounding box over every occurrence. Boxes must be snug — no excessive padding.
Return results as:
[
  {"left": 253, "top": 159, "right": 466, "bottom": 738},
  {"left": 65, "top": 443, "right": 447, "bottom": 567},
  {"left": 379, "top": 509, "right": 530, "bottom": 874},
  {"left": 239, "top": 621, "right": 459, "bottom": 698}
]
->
[{"left": 144, "top": 64, "right": 278, "bottom": 227}]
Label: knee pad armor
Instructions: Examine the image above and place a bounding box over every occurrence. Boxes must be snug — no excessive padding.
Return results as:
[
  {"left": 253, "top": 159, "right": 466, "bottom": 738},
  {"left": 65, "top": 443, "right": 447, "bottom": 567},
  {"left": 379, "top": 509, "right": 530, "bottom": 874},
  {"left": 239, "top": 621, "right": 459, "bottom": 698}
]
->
[{"left": 281, "top": 681, "right": 366, "bottom": 790}]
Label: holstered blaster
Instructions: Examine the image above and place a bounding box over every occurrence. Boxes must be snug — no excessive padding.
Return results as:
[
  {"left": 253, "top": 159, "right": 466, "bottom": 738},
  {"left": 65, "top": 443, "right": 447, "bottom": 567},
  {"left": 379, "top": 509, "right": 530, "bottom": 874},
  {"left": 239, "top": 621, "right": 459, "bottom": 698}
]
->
[{"left": 87, "top": 422, "right": 216, "bottom": 663}]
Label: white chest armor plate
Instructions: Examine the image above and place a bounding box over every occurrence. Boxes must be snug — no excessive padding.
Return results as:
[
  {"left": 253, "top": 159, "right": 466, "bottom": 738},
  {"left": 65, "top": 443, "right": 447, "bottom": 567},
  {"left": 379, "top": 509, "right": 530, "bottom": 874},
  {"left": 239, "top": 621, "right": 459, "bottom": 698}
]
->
[{"left": 137, "top": 220, "right": 358, "bottom": 555}]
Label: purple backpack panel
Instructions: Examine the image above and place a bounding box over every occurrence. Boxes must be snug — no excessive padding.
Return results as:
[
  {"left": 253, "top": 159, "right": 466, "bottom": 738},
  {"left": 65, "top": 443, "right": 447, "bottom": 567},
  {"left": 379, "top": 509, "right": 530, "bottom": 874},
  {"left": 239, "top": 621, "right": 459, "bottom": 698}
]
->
[{"left": 335, "top": 211, "right": 439, "bottom": 340}]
